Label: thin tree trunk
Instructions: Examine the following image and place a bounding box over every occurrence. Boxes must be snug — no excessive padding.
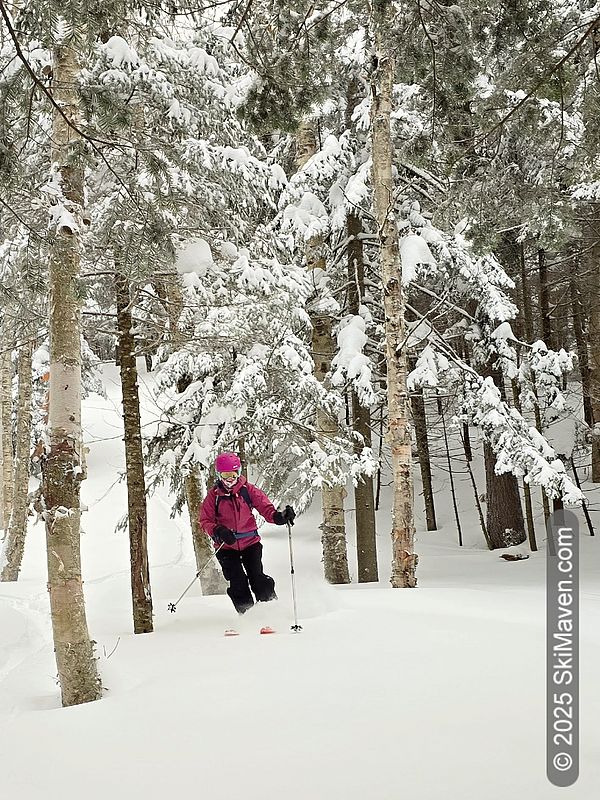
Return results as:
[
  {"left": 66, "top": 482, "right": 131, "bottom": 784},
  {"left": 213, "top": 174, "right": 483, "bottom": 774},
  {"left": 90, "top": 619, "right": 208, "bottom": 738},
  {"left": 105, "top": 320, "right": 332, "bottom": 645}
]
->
[
  {"left": 410, "top": 361, "right": 437, "bottom": 531},
  {"left": 115, "top": 273, "right": 153, "bottom": 634},
  {"left": 0, "top": 337, "right": 14, "bottom": 531},
  {"left": 1, "top": 339, "right": 33, "bottom": 581},
  {"left": 440, "top": 400, "right": 462, "bottom": 546},
  {"left": 371, "top": 1, "right": 417, "bottom": 587},
  {"left": 520, "top": 242, "right": 534, "bottom": 342},
  {"left": 538, "top": 248, "right": 556, "bottom": 350},
  {"left": 462, "top": 430, "right": 490, "bottom": 548},
  {"left": 569, "top": 262, "right": 591, "bottom": 423},
  {"left": 185, "top": 469, "right": 226, "bottom": 594},
  {"left": 297, "top": 119, "right": 350, "bottom": 584},
  {"left": 347, "top": 209, "right": 378, "bottom": 581},
  {"left": 583, "top": 203, "right": 600, "bottom": 481},
  {"left": 43, "top": 39, "right": 101, "bottom": 706}
]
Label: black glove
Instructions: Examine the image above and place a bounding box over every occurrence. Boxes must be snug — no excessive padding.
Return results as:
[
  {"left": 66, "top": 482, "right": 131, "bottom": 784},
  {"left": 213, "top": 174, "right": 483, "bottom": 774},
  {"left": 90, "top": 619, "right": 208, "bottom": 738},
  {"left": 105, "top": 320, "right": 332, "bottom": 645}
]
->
[
  {"left": 273, "top": 506, "right": 296, "bottom": 526},
  {"left": 213, "top": 525, "right": 237, "bottom": 545}
]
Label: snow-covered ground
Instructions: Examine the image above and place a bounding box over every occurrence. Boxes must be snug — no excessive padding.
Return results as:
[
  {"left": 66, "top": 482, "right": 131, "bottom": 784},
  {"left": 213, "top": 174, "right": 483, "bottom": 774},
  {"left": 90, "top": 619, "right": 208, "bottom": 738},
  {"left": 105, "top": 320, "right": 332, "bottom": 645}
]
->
[{"left": 1, "top": 365, "right": 599, "bottom": 800}]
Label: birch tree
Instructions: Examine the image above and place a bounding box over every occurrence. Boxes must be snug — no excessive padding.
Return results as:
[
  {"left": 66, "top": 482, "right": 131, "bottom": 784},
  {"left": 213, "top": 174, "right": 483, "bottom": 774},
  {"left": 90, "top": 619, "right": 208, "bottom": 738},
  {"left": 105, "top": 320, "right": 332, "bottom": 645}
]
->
[
  {"left": 296, "top": 119, "right": 350, "bottom": 585},
  {"left": 370, "top": 0, "right": 417, "bottom": 588},
  {"left": 1, "top": 338, "right": 33, "bottom": 581},
  {"left": 42, "top": 33, "right": 102, "bottom": 707}
]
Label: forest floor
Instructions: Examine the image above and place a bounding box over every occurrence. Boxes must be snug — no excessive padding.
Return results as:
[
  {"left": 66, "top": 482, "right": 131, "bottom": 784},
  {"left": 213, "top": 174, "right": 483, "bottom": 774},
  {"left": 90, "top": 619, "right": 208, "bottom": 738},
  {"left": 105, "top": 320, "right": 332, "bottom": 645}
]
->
[{"left": 0, "top": 364, "right": 599, "bottom": 800}]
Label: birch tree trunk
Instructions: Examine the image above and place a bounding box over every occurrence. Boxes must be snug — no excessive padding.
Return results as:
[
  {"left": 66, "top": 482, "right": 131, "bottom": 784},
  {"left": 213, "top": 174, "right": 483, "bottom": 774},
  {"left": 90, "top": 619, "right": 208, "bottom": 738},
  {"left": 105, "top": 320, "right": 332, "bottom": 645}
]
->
[
  {"left": 371, "top": 0, "right": 417, "bottom": 587},
  {"left": 0, "top": 337, "right": 14, "bottom": 531},
  {"left": 162, "top": 278, "right": 225, "bottom": 593},
  {"left": 43, "top": 39, "right": 101, "bottom": 707},
  {"left": 297, "top": 120, "right": 350, "bottom": 584},
  {"left": 115, "top": 273, "right": 153, "bottom": 633},
  {"left": 184, "top": 470, "right": 226, "bottom": 594},
  {"left": 1, "top": 339, "right": 33, "bottom": 581}
]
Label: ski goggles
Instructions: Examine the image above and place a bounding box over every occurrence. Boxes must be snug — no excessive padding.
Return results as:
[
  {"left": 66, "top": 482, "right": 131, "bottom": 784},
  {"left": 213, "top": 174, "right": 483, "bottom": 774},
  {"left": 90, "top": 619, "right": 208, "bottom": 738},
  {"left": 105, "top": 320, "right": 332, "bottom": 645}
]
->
[{"left": 218, "top": 469, "right": 241, "bottom": 480}]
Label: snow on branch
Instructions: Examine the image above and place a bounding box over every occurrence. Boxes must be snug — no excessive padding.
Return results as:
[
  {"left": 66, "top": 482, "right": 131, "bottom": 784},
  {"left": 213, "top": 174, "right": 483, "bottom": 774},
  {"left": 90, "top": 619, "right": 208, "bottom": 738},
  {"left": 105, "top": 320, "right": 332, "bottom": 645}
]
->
[{"left": 463, "top": 376, "right": 583, "bottom": 505}]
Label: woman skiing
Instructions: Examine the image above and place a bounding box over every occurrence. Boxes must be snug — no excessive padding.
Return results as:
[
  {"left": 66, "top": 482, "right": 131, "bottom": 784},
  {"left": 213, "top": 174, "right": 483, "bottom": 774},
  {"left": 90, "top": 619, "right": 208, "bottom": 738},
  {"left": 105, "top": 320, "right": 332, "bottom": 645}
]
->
[{"left": 199, "top": 452, "right": 295, "bottom": 615}]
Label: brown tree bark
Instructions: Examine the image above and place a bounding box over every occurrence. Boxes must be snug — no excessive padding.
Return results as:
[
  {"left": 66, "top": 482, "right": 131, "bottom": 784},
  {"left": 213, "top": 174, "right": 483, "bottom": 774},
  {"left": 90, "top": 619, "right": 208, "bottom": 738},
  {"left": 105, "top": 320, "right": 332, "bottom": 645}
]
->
[
  {"left": 371, "top": 0, "right": 417, "bottom": 587},
  {"left": 581, "top": 203, "right": 600, "bottom": 481},
  {"left": 569, "top": 257, "right": 593, "bottom": 428},
  {"left": 43, "top": 39, "right": 101, "bottom": 706},
  {"left": 410, "top": 376, "right": 437, "bottom": 531},
  {"left": 482, "top": 364, "right": 526, "bottom": 548},
  {"left": 297, "top": 119, "right": 350, "bottom": 584},
  {"left": 115, "top": 273, "right": 153, "bottom": 634},
  {"left": 483, "top": 441, "right": 526, "bottom": 548},
  {"left": 347, "top": 210, "right": 378, "bottom": 581},
  {"left": 538, "top": 248, "right": 556, "bottom": 350},
  {"left": 1, "top": 339, "right": 33, "bottom": 580}
]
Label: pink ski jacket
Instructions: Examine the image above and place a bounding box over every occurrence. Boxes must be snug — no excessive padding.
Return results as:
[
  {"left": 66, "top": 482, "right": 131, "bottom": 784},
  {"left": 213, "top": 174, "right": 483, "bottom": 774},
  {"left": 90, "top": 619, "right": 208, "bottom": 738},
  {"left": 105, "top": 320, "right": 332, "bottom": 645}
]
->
[{"left": 199, "top": 476, "right": 279, "bottom": 551}]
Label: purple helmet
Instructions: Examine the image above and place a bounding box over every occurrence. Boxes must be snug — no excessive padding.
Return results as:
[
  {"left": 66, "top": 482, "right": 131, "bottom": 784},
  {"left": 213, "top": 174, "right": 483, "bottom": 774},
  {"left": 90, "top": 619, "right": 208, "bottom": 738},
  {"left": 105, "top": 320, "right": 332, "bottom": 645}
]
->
[{"left": 215, "top": 452, "right": 242, "bottom": 473}]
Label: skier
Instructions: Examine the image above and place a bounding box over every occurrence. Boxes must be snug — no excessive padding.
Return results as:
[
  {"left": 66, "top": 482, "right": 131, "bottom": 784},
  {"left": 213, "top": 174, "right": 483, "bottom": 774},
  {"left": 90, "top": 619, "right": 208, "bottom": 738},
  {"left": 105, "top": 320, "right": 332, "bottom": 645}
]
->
[{"left": 199, "top": 452, "right": 296, "bottom": 615}]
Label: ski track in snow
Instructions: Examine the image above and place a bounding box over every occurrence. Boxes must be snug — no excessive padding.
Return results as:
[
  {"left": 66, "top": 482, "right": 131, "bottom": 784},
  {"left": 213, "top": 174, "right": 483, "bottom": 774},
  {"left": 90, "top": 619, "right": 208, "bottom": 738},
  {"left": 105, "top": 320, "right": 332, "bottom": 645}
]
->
[{"left": 0, "top": 363, "right": 599, "bottom": 800}]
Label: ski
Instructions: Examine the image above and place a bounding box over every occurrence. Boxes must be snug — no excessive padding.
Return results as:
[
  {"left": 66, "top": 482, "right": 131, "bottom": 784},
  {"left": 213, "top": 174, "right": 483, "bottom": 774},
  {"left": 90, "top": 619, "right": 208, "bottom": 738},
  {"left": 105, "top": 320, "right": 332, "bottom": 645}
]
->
[{"left": 224, "top": 627, "right": 276, "bottom": 636}]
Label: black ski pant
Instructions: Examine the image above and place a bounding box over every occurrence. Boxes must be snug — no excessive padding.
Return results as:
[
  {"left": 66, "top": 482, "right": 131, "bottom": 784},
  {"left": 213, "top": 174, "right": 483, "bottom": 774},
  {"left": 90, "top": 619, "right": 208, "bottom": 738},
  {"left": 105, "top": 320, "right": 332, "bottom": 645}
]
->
[{"left": 216, "top": 542, "right": 276, "bottom": 614}]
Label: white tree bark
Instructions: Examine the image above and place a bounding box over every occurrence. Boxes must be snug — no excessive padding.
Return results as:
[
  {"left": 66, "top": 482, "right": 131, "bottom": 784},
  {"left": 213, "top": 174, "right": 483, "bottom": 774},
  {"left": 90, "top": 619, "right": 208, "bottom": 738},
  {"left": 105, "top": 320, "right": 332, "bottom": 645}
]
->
[
  {"left": 43, "top": 39, "right": 101, "bottom": 706},
  {"left": 296, "top": 120, "right": 350, "bottom": 584},
  {"left": 160, "top": 277, "right": 226, "bottom": 593},
  {"left": 1, "top": 338, "right": 33, "bottom": 581},
  {"left": 370, "top": 0, "right": 418, "bottom": 587}
]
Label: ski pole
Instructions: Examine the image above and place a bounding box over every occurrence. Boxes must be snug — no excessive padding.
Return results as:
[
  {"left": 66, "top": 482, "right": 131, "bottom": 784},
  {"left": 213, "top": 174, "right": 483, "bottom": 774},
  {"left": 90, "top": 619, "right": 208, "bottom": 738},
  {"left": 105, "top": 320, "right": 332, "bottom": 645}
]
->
[
  {"left": 167, "top": 543, "right": 224, "bottom": 613},
  {"left": 287, "top": 521, "right": 302, "bottom": 631}
]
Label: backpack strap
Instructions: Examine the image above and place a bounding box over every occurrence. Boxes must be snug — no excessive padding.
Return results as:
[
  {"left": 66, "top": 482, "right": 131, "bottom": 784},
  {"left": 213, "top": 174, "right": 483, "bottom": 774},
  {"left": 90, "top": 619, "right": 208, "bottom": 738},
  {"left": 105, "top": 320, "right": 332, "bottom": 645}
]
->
[{"left": 215, "top": 484, "right": 253, "bottom": 518}]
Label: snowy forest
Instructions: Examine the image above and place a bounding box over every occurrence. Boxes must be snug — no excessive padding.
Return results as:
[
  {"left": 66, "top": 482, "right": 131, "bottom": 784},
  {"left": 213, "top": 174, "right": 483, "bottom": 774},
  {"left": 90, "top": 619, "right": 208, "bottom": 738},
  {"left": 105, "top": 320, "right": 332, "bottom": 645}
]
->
[{"left": 1, "top": 1, "right": 599, "bottom": 798}]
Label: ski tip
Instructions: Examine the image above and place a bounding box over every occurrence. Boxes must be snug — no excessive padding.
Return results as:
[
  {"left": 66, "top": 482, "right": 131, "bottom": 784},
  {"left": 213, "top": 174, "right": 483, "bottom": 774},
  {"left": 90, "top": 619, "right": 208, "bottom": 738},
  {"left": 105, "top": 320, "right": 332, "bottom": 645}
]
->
[
  {"left": 259, "top": 626, "right": 276, "bottom": 635},
  {"left": 224, "top": 629, "right": 240, "bottom": 637}
]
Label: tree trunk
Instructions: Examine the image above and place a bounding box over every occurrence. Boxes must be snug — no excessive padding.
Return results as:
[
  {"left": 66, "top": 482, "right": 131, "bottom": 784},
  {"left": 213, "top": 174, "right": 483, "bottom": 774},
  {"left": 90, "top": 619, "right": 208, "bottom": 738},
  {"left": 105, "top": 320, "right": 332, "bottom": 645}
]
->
[
  {"left": 297, "top": 119, "right": 350, "bottom": 584},
  {"left": 43, "top": 40, "right": 101, "bottom": 706},
  {"left": 483, "top": 441, "right": 526, "bottom": 548},
  {"left": 410, "top": 376, "right": 437, "bottom": 531},
  {"left": 347, "top": 210, "right": 378, "bottom": 581},
  {"left": 115, "top": 273, "right": 153, "bottom": 634},
  {"left": 569, "top": 257, "right": 593, "bottom": 428},
  {"left": 163, "top": 276, "right": 226, "bottom": 594},
  {"left": 184, "top": 469, "right": 226, "bottom": 594},
  {"left": 313, "top": 317, "right": 350, "bottom": 584},
  {"left": 538, "top": 248, "right": 556, "bottom": 349},
  {"left": 371, "top": 1, "right": 417, "bottom": 588},
  {"left": 0, "top": 337, "right": 14, "bottom": 531},
  {"left": 482, "top": 362, "right": 526, "bottom": 548},
  {"left": 582, "top": 203, "right": 600, "bottom": 481},
  {"left": 1, "top": 339, "right": 33, "bottom": 581}
]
